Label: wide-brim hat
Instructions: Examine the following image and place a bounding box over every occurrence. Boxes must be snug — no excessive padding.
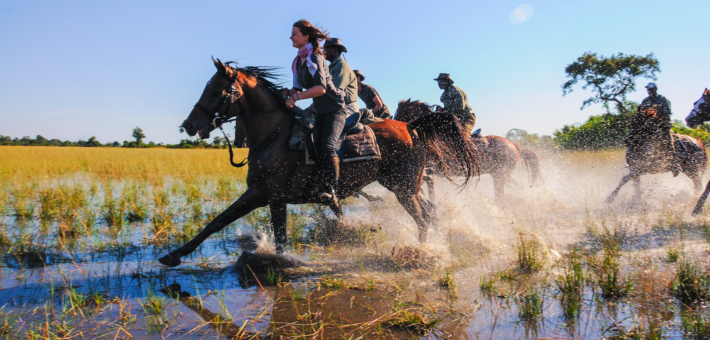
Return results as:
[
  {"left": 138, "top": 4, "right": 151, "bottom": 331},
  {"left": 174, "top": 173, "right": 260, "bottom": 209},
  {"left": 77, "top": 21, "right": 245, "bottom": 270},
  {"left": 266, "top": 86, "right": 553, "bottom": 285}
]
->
[
  {"left": 434, "top": 73, "right": 453, "bottom": 83},
  {"left": 323, "top": 38, "right": 347, "bottom": 53},
  {"left": 645, "top": 81, "right": 657, "bottom": 89},
  {"left": 353, "top": 69, "right": 364, "bottom": 80}
]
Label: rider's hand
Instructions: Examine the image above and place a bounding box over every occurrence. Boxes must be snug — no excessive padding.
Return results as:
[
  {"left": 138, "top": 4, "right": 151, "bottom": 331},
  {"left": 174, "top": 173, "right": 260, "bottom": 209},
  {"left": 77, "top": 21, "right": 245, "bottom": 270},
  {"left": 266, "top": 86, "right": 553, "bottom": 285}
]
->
[
  {"left": 280, "top": 88, "right": 290, "bottom": 97},
  {"left": 285, "top": 97, "right": 296, "bottom": 108}
]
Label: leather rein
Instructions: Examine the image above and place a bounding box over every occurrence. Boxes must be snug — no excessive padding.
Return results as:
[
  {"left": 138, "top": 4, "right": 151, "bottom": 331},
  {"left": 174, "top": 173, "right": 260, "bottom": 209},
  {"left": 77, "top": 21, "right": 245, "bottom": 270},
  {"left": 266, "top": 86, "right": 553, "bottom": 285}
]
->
[{"left": 192, "top": 69, "right": 288, "bottom": 168}]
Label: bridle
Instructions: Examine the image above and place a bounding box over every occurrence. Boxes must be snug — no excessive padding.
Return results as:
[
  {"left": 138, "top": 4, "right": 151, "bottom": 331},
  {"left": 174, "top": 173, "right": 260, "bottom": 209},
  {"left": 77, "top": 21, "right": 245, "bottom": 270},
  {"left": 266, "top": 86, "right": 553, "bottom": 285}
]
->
[
  {"left": 192, "top": 70, "right": 243, "bottom": 126},
  {"left": 191, "top": 67, "right": 290, "bottom": 168}
]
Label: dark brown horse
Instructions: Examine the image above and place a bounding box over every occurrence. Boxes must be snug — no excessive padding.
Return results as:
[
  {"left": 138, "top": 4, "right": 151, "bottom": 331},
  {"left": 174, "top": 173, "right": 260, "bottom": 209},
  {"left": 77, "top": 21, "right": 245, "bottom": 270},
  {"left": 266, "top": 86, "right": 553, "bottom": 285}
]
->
[
  {"left": 686, "top": 88, "right": 710, "bottom": 214},
  {"left": 158, "top": 59, "right": 478, "bottom": 267},
  {"left": 395, "top": 99, "right": 541, "bottom": 201},
  {"left": 606, "top": 107, "right": 706, "bottom": 204}
]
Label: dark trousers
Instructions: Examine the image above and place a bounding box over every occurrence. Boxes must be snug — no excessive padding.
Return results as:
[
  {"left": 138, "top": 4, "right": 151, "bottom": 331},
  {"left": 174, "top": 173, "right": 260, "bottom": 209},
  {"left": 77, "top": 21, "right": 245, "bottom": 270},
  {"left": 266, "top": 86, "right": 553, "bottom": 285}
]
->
[{"left": 316, "top": 107, "right": 349, "bottom": 157}]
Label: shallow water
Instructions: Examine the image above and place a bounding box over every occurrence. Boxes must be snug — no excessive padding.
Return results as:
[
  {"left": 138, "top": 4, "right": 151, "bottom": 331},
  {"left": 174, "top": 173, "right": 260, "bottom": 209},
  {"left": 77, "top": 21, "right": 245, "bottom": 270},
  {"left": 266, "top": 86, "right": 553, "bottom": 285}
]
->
[{"left": 2, "top": 149, "right": 710, "bottom": 339}]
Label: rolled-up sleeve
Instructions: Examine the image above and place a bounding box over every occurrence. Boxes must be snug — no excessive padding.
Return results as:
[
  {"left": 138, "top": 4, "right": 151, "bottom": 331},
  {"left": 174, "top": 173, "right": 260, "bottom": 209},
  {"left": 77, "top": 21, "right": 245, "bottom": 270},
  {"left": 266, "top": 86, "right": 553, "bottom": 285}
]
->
[{"left": 311, "top": 54, "right": 330, "bottom": 89}]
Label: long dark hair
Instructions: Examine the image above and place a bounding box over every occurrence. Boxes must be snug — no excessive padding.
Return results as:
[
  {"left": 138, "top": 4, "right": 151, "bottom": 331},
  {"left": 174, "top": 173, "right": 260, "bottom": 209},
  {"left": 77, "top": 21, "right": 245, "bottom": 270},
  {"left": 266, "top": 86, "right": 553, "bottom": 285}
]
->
[{"left": 293, "top": 19, "right": 328, "bottom": 56}]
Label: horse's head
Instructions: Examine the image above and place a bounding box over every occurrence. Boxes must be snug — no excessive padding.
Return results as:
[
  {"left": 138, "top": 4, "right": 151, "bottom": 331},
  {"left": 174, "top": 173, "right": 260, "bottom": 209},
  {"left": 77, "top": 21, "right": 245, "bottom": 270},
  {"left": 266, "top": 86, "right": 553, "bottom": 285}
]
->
[
  {"left": 394, "top": 99, "right": 434, "bottom": 123},
  {"left": 686, "top": 88, "right": 710, "bottom": 129},
  {"left": 181, "top": 57, "right": 253, "bottom": 138}
]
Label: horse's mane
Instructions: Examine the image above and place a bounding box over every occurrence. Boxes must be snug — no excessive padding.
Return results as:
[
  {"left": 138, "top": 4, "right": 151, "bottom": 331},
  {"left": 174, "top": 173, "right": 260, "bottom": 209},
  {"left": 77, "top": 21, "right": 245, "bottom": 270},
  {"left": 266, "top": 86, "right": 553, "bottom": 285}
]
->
[
  {"left": 396, "top": 99, "right": 435, "bottom": 122},
  {"left": 224, "top": 62, "right": 286, "bottom": 106}
]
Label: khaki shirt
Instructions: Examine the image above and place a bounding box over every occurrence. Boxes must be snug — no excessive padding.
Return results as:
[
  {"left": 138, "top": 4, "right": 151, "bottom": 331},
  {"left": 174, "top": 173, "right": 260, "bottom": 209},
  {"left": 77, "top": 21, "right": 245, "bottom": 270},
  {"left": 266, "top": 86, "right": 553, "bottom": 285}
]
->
[
  {"left": 328, "top": 55, "right": 358, "bottom": 105},
  {"left": 440, "top": 85, "right": 472, "bottom": 112}
]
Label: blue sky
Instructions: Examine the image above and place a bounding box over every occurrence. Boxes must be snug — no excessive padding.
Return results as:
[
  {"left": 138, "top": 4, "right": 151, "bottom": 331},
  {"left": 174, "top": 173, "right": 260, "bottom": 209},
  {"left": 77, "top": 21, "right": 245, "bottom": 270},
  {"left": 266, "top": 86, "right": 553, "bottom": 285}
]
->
[{"left": 1, "top": 0, "right": 709, "bottom": 143}]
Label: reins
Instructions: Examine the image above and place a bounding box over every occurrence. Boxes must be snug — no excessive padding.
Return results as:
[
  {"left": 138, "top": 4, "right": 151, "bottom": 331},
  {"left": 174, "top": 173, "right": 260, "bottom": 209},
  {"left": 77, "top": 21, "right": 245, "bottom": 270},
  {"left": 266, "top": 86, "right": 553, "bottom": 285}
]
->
[{"left": 217, "top": 110, "right": 289, "bottom": 168}]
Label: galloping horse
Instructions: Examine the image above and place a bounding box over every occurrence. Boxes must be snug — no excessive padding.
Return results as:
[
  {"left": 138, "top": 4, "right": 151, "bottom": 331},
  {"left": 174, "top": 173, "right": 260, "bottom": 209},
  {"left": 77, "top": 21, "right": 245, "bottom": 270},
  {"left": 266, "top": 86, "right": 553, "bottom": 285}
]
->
[
  {"left": 606, "top": 100, "right": 707, "bottom": 203},
  {"left": 158, "top": 59, "right": 478, "bottom": 267},
  {"left": 395, "top": 99, "right": 541, "bottom": 201},
  {"left": 686, "top": 89, "right": 710, "bottom": 214}
]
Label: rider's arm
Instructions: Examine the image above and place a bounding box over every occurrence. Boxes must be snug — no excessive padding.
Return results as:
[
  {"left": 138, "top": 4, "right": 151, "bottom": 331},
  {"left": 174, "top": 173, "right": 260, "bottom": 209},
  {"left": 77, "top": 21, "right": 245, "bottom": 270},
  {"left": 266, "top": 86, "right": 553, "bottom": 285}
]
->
[
  {"left": 372, "top": 94, "right": 384, "bottom": 112},
  {"left": 285, "top": 85, "right": 325, "bottom": 108},
  {"left": 450, "top": 88, "right": 466, "bottom": 111}
]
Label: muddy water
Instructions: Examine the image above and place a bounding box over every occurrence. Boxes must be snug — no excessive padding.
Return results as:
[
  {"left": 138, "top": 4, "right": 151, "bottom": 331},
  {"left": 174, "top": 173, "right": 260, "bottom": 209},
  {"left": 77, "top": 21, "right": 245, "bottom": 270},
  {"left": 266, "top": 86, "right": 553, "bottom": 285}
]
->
[{"left": 1, "top": 149, "right": 709, "bottom": 339}]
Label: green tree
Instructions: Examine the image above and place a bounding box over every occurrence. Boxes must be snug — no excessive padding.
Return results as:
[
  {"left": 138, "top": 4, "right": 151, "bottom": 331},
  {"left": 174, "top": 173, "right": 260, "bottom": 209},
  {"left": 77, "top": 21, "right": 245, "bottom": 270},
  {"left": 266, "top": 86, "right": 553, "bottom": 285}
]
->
[
  {"left": 562, "top": 52, "right": 660, "bottom": 116},
  {"left": 553, "top": 101, "right": 639, "bottom": 150},
  {"left": 132, "top": 127, "right": 146, "bottom": 145}
]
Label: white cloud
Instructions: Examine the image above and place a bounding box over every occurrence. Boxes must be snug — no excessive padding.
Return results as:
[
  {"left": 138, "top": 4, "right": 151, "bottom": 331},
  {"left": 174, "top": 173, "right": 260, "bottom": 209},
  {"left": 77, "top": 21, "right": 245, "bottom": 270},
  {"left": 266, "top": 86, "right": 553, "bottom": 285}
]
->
[{"left": 510, "top": 4, "right": 534, "bottom": 24}]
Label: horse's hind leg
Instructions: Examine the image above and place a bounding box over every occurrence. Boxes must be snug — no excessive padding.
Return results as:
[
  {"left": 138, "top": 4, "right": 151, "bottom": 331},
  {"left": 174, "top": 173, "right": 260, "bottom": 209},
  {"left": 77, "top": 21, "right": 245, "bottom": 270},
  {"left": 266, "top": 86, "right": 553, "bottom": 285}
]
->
[
  {"left": 690, "top": 173, "right": 704, "bottom": 192},
  {"left": 417, "top": 192, "right": 439, "bottom": 228},
  {"left": 395, "top": 193, "right": 429, "bottom": 243},
  {"left": 423, "top": 169, "right": 436, "bottom": 201},
  {"left": 270, "top": 203, "right": 287, "bottom": 254},
  {"left": 159, "top": 187, "right": 269, "bottom": 267},
  {"left": 492, "top": 174, "right": 506, "bottom": 202},
  {"left": 606, "top": 173, "right": 636, "bottom": 204},
  {"left": 692, "top": 181, "right": 710, "bottom": 215}
]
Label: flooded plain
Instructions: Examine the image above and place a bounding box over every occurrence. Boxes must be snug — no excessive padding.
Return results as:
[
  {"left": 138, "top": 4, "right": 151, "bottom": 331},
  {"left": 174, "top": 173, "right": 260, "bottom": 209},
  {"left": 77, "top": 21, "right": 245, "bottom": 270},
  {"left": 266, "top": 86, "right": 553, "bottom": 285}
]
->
[{"left": 2, "top": 146, "right": 710, "bottom": 339}]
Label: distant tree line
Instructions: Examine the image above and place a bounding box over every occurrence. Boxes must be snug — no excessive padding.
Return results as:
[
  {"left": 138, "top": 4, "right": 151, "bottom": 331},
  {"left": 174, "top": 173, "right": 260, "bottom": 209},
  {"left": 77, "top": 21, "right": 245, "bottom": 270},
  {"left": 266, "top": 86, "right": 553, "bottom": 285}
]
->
[{"left": 0, "top": 127, "right": 230, "bottom": 149}]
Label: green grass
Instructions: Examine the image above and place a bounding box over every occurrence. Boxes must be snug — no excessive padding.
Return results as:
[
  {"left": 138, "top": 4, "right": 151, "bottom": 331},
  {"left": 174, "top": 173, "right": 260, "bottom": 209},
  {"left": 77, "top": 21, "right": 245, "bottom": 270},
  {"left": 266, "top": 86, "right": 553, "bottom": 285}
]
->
[
  {"left": 517, "top": 289, "right": 543, "bottom": 323},
  {"left": 673, "top": 261, "right": 710, "bottom": 305},
  {"left": 517, "top": 233, "right": 544, "bottom": 272}
]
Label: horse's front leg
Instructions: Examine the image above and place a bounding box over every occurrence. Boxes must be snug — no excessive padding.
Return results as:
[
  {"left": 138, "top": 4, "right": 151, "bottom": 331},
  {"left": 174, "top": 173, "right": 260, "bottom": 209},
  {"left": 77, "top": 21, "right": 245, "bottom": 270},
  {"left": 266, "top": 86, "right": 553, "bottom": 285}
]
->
[
  {"left": 353, "top": 191, "right": 384, "bottom": 203},
  {"left": 270, "top": 203, "right": 287, "bottom": 254},
  {"left": 605, "top": 172, "right": 636, "bottom": 204},
  {"left": 159, "top": 186, "right": 269, "bottom": 267},
  {"left": 633, "top": 176, "right": 642, "bottom": 201},
  {"left": 692, "top": 181, "right": 710, "bottom": 215}
]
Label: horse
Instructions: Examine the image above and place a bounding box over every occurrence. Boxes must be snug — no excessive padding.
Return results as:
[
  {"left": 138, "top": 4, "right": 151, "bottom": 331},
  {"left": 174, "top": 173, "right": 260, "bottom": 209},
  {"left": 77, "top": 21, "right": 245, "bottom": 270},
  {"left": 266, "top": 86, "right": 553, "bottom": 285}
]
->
[
  {"left": 394, "top": 99, "right": 541, "bottom": 201},
  {"left": 158, "top": 58, "right": 479, "bottom": 267},
  {"left": 686, "top": 88, "right": 710, "bottom": 214},
  {"left": 606, "top": 101, "right": 707, "bottom": 204}
]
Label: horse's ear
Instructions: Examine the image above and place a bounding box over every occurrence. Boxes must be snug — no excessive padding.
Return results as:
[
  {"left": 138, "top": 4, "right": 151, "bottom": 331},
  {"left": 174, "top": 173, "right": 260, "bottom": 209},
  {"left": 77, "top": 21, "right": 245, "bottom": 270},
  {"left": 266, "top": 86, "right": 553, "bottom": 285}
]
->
[
  {"left": 705, "top": 88, "right": 709, "bottom": 95},
  {"left": 212, "top": 56, "right": 226, "bottom": 74}
]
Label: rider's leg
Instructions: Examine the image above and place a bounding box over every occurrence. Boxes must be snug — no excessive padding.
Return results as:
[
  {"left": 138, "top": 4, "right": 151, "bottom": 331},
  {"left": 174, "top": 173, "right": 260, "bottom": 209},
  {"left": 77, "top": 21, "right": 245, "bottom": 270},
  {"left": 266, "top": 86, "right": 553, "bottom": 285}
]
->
[{"left": 317, "top": 108, "right": 348, "bottom": 205}]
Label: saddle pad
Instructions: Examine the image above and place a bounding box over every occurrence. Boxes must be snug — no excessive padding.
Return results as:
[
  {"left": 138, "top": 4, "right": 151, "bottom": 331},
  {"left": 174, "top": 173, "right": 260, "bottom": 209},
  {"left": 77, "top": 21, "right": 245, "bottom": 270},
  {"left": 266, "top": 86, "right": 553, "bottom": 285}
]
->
[{"left": 305, "top": 125, "right": 381, "bottom": 165}]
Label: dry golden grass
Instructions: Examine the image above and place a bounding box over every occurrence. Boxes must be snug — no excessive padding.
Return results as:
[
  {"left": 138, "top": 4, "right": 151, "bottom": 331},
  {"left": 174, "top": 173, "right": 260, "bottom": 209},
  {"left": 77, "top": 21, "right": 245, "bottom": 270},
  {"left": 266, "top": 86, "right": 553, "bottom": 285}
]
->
[{"left": 0, "top": 146, "right": 249, "bottom": 184}]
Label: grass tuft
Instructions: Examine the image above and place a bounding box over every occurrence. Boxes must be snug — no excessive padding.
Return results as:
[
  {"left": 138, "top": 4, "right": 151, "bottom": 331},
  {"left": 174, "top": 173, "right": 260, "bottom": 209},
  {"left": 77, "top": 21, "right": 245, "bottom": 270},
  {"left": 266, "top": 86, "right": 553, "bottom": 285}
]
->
[
  {"left": 517, "top": 233, "right": 544, "bottom": 272},
  {"left": 673, "top": 261, "right": 710, "bottom": 304}
]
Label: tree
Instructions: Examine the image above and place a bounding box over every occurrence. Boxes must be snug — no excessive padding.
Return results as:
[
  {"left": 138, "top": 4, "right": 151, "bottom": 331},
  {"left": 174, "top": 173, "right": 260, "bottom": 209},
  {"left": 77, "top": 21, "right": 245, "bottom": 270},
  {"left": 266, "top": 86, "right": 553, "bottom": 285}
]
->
[
  {"left": 553, "top": 101, "right": 639, "bottom": 150},
  {"left": 132, "top": 127, "right": 146, "bottom": 145},
  {"left": 562, "top": 52, "right": 660, "bottom": 116}
]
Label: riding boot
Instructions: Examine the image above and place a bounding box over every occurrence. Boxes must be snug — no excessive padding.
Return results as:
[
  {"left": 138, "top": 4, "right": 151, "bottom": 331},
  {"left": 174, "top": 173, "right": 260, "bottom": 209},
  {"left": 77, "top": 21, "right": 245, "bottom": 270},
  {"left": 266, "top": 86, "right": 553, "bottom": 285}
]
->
[{"left": 319, "top": 156, "right": 340, "bottom": 207}]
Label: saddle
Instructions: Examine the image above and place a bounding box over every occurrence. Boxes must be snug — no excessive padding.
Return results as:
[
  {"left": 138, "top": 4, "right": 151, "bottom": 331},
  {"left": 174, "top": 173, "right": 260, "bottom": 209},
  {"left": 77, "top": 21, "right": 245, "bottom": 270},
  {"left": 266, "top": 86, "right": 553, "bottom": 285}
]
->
[{"left": 288, "top": 106, "right": 381, "bottom": 165}]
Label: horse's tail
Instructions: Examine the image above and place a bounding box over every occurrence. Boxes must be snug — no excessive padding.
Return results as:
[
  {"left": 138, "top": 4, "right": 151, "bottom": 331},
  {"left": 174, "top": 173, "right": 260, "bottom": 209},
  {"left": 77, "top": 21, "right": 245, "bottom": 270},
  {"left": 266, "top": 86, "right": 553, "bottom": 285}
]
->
[
  {"left": 407, "top": 113, "right": 479, "bottom": 187},
  {"left": 514, "top": 143, "right": 541, "bottom": 186}
]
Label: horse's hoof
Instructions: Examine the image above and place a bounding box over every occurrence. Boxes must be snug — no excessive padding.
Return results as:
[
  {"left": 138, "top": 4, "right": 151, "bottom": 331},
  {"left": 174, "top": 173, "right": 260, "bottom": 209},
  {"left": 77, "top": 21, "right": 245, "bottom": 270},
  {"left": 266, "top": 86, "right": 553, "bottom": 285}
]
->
[
  {"left": 159, "top": 253, "right": 181, "bottom": 267},
  {"left": 605, "top": 197, "right": 615, "bottom": 204},
  {"left": 692, "top": 206, "right": 703, "bottom": 216}
]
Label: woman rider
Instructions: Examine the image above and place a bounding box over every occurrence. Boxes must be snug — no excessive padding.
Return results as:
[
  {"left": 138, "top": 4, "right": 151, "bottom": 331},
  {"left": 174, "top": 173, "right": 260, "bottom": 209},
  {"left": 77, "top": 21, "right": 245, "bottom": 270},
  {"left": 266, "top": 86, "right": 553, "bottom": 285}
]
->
[{"left": 284, "top": 19, "right": 348, "bottom": 207}]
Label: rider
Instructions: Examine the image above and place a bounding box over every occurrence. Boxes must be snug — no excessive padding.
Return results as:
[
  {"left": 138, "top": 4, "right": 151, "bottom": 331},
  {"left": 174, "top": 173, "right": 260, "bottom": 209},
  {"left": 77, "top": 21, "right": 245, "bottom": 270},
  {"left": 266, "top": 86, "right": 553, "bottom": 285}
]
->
[
  {"left": 285, "top": 19, "right": 348, "bottom": 206},
  {"left": 632, "top": 82, "right": 681, "bottom": 176},
  {"left": 354, "top": 70, "right": 391, "bottom": 119},
  {"left": 323, "top": 38, "right": 358, "bottom": 114},
  {"left": 435, "top": 73, "right": 476, "bottom": 135}
]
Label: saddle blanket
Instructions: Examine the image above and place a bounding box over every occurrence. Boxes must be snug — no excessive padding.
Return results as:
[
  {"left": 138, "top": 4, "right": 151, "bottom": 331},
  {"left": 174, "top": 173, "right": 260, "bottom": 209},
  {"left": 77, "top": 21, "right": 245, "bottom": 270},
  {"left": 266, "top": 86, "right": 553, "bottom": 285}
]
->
[{"left": 305, "top": 125, "right": 381, "bottom": 165}]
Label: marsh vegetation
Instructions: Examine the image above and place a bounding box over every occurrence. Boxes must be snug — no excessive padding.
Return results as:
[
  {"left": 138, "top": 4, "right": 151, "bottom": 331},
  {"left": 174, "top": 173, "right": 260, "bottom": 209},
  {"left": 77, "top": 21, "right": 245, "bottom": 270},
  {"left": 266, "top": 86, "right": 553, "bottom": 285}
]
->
[{"left": 2, "top": 146, "right": 710, "bottom": 339}]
